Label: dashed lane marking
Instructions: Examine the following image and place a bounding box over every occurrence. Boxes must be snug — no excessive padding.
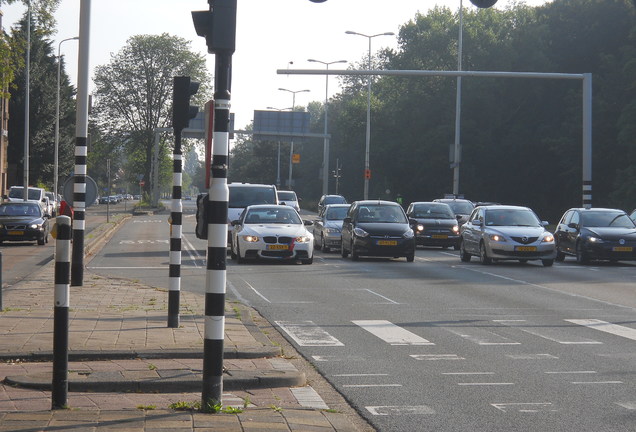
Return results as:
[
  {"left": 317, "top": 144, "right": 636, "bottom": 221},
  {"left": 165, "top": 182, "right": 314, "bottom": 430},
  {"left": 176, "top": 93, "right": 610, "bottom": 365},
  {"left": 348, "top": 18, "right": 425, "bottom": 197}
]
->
[
  {"left": 353, "top": 320, "right": 434, "bottom": 345},
  {"left": 276, "top": 321, "right": 344, "bottom": 346}
]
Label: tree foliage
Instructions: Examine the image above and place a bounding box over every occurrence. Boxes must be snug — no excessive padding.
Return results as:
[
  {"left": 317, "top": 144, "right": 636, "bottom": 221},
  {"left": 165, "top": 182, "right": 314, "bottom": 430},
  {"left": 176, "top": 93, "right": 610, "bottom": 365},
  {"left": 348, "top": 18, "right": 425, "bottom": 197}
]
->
[{"left": 92, "top": 33, "right": 210, "bottom": 195}]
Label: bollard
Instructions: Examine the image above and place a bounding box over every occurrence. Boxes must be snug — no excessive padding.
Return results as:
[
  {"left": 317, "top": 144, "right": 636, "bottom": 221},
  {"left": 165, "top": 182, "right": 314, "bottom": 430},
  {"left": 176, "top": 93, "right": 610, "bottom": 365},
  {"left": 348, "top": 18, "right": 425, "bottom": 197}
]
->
[
  {"left": 0, "top": 251, "right": 3, "bottom": 311},
  {"left": 52, "top": 216, "right": 71, "bottom": 409}
]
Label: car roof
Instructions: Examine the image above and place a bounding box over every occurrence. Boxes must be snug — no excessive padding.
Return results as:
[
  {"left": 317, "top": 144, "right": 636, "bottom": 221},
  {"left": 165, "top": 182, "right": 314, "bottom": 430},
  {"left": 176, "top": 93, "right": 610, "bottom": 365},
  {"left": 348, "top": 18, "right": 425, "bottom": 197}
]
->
[
  {"left": 434, "top": 198, "right": 472, "bottom": 203},
  {"left": 569, "top": 207, "right": 626, "bottom": 213},
  {"left": 479, "top": 205, "right": 531, "bottom": 211},
  {"left": 353, "top": 200, "right": 401, "bottom": 206},
  {"left": 410, "top": 201, "right": 449, "bottom": 206},
  {"left": 324, "top": 204, "right": 350, "bottom": 208}
]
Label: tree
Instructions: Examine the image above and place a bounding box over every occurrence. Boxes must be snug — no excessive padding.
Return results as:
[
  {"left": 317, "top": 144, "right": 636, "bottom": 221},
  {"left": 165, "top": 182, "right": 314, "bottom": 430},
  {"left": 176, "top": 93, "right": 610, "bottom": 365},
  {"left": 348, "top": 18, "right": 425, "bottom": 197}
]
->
[{"left": 92, "top": 34, "right": 210, "bottom": 195}]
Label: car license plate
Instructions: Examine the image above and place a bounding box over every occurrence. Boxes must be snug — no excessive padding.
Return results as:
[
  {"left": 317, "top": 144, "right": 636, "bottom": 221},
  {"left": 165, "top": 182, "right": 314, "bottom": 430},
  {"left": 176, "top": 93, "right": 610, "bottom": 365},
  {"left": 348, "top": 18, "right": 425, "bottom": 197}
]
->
[
  {"left": 267, "top": 244, "right": 289, "bottom": 250},
  {"left": 377, "top": 240, "right": 398, "bottom": 246},
  {"left": 432, "top": 235, "right": 448, "bottom": 239},
  {"left": 612, "top": 246, "right": 633, "bottom": 252},
  {"left": 515, "top": 246, "right": 537, "bottom": 252},
  {"left": 8, "top": 230, "right": 24, "bottom": 236}
]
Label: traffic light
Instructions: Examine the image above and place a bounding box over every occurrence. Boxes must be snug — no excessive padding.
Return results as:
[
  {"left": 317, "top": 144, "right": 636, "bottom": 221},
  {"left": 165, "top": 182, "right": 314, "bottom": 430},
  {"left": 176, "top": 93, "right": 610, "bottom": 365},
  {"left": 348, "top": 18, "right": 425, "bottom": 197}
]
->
[
  {"left": 192, "top": 0, "right": 237, "bottom": 54},
  {"left": 172, "top": 76, "right": 200, "bottom": 133},
  {"left": 470, "top": 0, "right": 498, "bottom": 7}
]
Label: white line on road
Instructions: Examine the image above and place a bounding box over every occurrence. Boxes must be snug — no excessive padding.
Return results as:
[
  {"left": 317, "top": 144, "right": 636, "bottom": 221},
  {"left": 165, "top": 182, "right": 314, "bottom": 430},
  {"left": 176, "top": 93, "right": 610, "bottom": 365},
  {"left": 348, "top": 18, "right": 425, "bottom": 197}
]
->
[
  {"left": 353, "top": 320, "right": 434, "bottom": 345},
  {"left": 458, "top": 382, "right": 514, "bottom": 386},
  {"left": 565, "top": 319, "right": 636, "bottom": 341},
  {"left": 544, "top": 371, "right": 597, "bottom": 375},
  {"left": 276, "top": 321, "right": 344, "bottom": 346},
  {"left": 240, "top": 278, "right": 271, "bottom": 303},
  {"left": 494, "top": 319, "right": 602, "bottom": 345},
  {"left": 362, "top": 289, "right": 399, "bottom": 304},
  {"left": 411, "top": 354, "right": 464, "bottom": 361},
  {"left": 333, "top": 374, "right": 389, "bottom": 377},
  {"left": 571, "top": 381, "right": 623, "bottom": 385},
  {"left": 343, "top": 384, "right": 403, "bottom": 388}
]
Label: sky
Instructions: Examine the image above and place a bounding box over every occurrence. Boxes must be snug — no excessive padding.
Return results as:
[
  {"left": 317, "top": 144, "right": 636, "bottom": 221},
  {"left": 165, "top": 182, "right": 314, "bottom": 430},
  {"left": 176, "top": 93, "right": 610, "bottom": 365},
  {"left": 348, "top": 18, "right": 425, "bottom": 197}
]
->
[{"left": 1, "top": 0, "right": 550, "bottom": 131}]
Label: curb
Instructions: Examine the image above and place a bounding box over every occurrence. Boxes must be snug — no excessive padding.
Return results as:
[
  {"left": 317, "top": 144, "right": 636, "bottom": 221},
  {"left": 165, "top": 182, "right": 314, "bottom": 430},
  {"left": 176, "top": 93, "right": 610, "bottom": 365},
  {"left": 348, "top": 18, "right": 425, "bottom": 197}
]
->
[{"left": 4, "top": 369, "right": 306, "bottom": 393}]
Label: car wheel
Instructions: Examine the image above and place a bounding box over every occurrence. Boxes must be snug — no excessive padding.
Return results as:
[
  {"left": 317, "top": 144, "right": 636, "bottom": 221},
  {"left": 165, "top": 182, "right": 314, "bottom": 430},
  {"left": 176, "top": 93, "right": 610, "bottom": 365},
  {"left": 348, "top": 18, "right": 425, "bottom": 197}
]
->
[
  {"left": 341, "top": 241, "right": 349, "bottom": 258},
  {"left": 555, "top": 248, "right": 565, "bottom": 262},
  {"left": 37, "top": 235, "right": 45, "bottom": 246},
  {"left": 459, "top": 240, "right": 471, "bottom": 262},
  {"left": 236, "top": 243, "right": 245, "bottom": 264},
  {"left": 351, "top": 242, "right": 359, "bottom": 261},
  {"left": 542, "top": 259, "right": 554, "bottom": 267},
  {"left": 406, "top": 252, "right": 415, "bottom": 262},
  {"left": 575, "top": 241, "right": 589, "bottom": 264},
  {"left": 302, "top": 255, "right": 314, "bottom": 265},
  {"left": 230, "top": 241, "right": 237, "bottom": 260},
  {"left": 479, "top": 242, "right": 492, "bottom": 265},
  {"left": 321, "top": 235, "right": 330, "bottom": 252}
]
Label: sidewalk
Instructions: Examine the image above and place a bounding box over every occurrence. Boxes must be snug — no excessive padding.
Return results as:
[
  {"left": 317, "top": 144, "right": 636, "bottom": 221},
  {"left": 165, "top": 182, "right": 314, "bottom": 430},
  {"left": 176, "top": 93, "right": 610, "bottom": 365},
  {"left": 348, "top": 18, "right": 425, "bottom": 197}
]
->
[{"left": 0, "top": 215, "right": 371, "bottom": 431}]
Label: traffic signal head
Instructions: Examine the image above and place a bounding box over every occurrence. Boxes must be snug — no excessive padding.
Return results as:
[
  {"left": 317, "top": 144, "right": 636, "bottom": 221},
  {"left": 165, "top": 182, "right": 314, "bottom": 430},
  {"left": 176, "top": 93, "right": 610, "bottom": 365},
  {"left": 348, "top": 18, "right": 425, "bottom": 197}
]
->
[
  {"left": 470, "top": 0, "right": 498, "bottom": 7},
  {"left": 192, "top": 0, "right": 237, "bottom": 54},
  {"left": 173, "top": 76, "right": 200, "bottom": 133}
]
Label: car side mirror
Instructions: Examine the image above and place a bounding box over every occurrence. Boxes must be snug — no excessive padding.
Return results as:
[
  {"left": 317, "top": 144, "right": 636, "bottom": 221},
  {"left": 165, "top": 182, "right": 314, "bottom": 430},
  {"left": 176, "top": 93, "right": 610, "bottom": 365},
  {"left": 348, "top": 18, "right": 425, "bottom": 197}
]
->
[
  {"left": 298, "top": 197, "right": 303, "bottom": 201},
  {"left": 303, "top": 220, "right": 313, "bottom": 226},
  {"left": 456, "top": 215, "right": 462, "bottom": 221},
  {"left": 541, "top": 221, "right": 549, "bottom": 226},
  {"left": 567, "top": 222, "right": 578, "bottom": 229},
  {"left": 472, "top": 219, "right": 482, "bottom": 226},
  {"left": 230, "top": 220, "right": 240, "bottom": 226},
  {"left": 343, "top": 217, "right": 351, "bottom": 224},
  {"left": 280, "top": 201, "right": 286, "bottom": 205},
  {"left": 408, "top": 218, "right": 417, "bottom": 225}
]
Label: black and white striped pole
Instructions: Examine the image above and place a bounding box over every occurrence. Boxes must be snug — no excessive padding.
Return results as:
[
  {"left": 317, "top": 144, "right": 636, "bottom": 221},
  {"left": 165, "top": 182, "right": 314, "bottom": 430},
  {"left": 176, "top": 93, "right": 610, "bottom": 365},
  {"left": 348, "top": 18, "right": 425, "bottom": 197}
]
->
[
  {"left": 192, "top": 0, "right": 236, "bottom": 407},
  {"left": 168, "top": 76, "right": 200, "bottom": 328},
  {"left": 71, "top": 0, "right": 91, "bottom": 287},
  {"left": 52, "top": 216, "right": 71, "bottom": 409}
]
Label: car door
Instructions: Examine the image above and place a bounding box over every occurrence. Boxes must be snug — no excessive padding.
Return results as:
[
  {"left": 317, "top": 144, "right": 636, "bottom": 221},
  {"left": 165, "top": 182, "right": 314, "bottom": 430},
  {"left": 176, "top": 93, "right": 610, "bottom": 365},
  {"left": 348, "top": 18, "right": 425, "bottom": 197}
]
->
[
  {"left": 555, "top": 210, "right": 572, "bottom": 253},
  {"left": 563, "top": 210, "right": 580, "bottom": 254},
  {"left": 313, "top": 207, "right": 325, "bottom": 246},
  {"left": 462, "top": 208, "right": 483, "bottom": 254},
  {"left": 341, "top": 203, "right": 357, "bottom": 251}
]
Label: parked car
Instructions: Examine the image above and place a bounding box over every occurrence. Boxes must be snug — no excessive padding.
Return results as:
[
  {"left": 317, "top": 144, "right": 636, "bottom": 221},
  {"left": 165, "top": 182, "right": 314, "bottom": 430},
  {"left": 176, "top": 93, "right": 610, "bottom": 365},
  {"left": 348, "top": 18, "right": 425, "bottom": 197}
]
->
[
  {"left": 406, "top": 201, "right": 460, "bottom": 249},
  {"left": 313, "top": 203, "right": 350, "bottom": 252},
  {"left": 433, "top": 198, "right": 475, "bottom": 225},
  {"left": 317, "top": 194, "right": 347, "bottom": 214},
  {"left": 459, "top": 205, "right": 556, "bottom": 266},
  {"left": 277, "top": 190, "right": 300, "bottom": 212},
  {"left": 0, "top": 202, "right": 50, "bottom": 245},
  {"left": 6, "top": 186, "right": 48, "bottom": 214},
  {"left": 45, "top": 191, "right": 58, "bottom": 216},
  {"left": 230, "top": 204, "right": 314, "bottom": 264},
  {"left": 341, "top": 200, "right": 416, "bottom": 262},
  {"left": 554, "top": 207, "right": 636, "bottom": 263}
]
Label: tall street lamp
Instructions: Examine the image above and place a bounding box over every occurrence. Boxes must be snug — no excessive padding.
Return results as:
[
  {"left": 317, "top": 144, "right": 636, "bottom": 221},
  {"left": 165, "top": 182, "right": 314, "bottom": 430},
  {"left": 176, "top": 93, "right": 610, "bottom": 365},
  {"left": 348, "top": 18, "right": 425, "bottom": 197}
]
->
[
  {"left": 278, "top": 87, "right": 309, "bottom": 190},
  {"left": 453, "top": 0, "right": 465, "bottom": 196},
  {"left": 345, "top": 30, "right": 394, "bottom": 200},
  {"left": 267, "top": 106, "right": 293, "bottom": 188},
  {"left": 55, "top": 36, "right": 79, "bottom": 198},
  {"left": 308, "top": 58, "right": 347, "bottom": 196}
]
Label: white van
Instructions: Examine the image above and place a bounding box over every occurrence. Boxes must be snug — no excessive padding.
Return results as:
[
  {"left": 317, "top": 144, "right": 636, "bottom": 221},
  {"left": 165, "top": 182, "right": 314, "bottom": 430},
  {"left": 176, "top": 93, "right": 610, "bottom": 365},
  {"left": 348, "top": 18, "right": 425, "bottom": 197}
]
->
[{"left": 7, "top": 186, "right": 50, "bottom": 212}]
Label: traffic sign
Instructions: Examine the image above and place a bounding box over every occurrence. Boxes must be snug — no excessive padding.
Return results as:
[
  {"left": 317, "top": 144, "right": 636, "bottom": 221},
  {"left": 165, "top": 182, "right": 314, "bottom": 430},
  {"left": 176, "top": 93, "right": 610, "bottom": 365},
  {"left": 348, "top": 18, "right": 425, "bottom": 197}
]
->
[
  {"left": 139, "top": 180, "right": 145, "bottom": 187},
  {"left": 364, "top": 169, "right": 371, "bottom": 179},
  {"left": 292, "top": 153, "right": 300, "bottom": 164}
]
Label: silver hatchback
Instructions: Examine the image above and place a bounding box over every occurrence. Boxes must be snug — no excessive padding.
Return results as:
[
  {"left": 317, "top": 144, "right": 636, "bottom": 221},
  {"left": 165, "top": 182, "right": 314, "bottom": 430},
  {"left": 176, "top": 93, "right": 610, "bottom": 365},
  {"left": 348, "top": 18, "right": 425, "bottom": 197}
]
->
[{"left": 459, "top": 205, "right": 556, "bottom": 266}]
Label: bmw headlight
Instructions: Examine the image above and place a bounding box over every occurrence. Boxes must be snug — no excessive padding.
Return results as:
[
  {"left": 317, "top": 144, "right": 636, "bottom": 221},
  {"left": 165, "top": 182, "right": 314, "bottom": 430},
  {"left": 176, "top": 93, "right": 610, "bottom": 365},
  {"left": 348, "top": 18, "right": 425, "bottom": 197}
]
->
[
  {"left": 542, "top": 234, "right": 555, "bottom": 243},
  {"left": 295, "top": 235, "right": 311, "bottom": 243},
  {"left": 588, "top": 236, "right": 603, "bottom": 243},
  {"left": 242, "top": 235, "right": 259, "bottom": 242},
  {"left": 403, "top": 229, "right": 415, "bottom": 239},
  {"left": 489, "top": 233, "right": 506, "bottom": 242},
  {"left": 353, "top": 227, "right": 369, "bottom": 237}
]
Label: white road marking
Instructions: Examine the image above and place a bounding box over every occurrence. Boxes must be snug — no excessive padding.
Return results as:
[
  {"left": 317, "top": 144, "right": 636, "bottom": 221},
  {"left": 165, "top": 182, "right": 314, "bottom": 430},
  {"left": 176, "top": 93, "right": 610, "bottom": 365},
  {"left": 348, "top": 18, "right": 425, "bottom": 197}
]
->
[
  {"left": 571, "top": 381, "right": 623, "bottom": 385},
  {"left": 506, "top": 353, "right": 558, "bottom": 360},
  {"left": 182, "top": 234, "right": 204, "bottom": 268},
  {"left": 615, "top": 402, "right": 636, "bottom": 410},
  {"left": 312, "top": 355, "right": 367, "bottom": 362},
  {"left": 442, "top": 326, "right": 520, "bottom": 346},
  {"left": 366, "top": 406, "right": 435, "bottom": 416},
  {"left": 362, "top": 289, "right": 399, "bottom": 304},
  {"left": 343, "top": 384, "right": 403, "bottom": 388},
  {"left": 565, "top": 319, "right": 636, "bottom": 341},
  {"left": 353, "top": 320, "right": 434, "bottom": 345},
  {"left": 411, "top": 354, "right": 464, "bottom": 361},
  {"left": 291, "top": 387, "right": 329, "bottom": 409},
  {"left": 544, "top": 371, "right": 597, "bottom": 375},
  {"left": 242, "top": 279, "right": 271, "bottom": 303},
  {"left": 494, "top": 319, "right": 602, "bottom": 345},
  {"left": 458, "top": 382, "right": 514, "bottom": 386},
  {"left": 491, "top": 403, "right": 557, "bottom": 413},
  {"left": 333, "top": 373, "right": 389, "bottom": 377},
  {"left": 276, "top": 321, "right": 344, "bottom": 346}
]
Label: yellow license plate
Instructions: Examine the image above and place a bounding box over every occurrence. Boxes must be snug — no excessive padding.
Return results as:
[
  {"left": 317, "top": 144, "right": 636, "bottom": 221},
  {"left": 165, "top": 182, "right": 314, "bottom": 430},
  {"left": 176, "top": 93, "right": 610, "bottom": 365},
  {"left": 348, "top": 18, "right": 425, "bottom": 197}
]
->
[
  {"left": 613, "top": 246, "right": 633, "bottom": 252},
  {"left": 432, "top": 235, "right": 448, "bottom": 239},
  {"left": 377, "top": 240, "right": 398, "bottom": 246},
  {"left": 8, "top": 230, "right": 24, "bottom": 236},
  {"left": 267, "top": 244, "right": 289, "bottom": 250},
  {"left": 515, "top": 246, "right": 537, "bottom": 252}
]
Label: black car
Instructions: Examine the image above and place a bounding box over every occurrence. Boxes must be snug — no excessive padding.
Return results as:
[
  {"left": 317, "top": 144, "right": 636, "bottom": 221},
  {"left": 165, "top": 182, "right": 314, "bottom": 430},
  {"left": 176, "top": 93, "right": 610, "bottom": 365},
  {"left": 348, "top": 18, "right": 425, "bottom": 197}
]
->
[
  {"left": 0, "top": 202, "right": 50, "bottom": 245},
  {"left": 433, "top": 198, "right": 475, "bottom": 225},
  {"left": 554, "top": 208, "right": 636, "bottom": 263},
  {"left": 341, "top": 200, "right": 416, "bottom": 262},
  {"left": 406, "top": 201, "right": 460, "bottom": 249},
  {"left": 317, "top": 194, "right": 347, "bottom": 214}
]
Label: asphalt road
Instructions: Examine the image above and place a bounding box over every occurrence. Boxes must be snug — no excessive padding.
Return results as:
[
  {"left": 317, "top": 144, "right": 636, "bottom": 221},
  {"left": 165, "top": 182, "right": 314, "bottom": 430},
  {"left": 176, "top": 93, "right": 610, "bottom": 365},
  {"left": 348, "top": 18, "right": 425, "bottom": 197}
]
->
[{"left": 86, "top": 206, "right": 636, "bottom": 432}]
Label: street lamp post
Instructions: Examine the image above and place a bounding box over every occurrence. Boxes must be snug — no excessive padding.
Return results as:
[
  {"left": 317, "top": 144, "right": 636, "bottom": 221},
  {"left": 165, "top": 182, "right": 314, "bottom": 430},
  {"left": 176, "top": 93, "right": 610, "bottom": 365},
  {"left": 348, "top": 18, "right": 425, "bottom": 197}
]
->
[
  {"left": 278, "top": 88, "right": 309, "bottom": 189},
  {"left": 345, "top": 30, "right": 394, "bottom": 200},
  {"left": 453, "top": 0, "right": 464, "bottom": 196},
  {"left": 55, "top": 36, "right": 79, "bottom": 199},
  {"left": 308, "top": 58, "right": 346, "bottom": 196},
  {"left": 267, "top": 106, "right": 293, "bottom": 188}
]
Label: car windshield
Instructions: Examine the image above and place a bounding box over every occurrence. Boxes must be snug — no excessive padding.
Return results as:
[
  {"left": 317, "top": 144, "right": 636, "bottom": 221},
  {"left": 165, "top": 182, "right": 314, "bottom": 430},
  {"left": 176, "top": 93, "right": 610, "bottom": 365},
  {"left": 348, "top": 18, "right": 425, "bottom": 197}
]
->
[
  {"left": 445, "top": 201, "right": 473, "bottom": 214},
  {"left": 358, "top": 205, "right": 407, "bottom": 223},
  {"left": 229, "top": 186, "right": 277, "bottom": 208},
  {"left": 244, "top": 207, "right": 301, "bottom": 224},
  {"left": 277, "top": 191, "right": 296, "bottom": 201},
  {"left": 412, "top": 204, "right": 454, "bottom": 219},
  {"left": 325, "top": 196, "right": 346, "bottom": 205},
  {"left": 485, "top": 209, "right": 540, "bottom": 227},
  {"left": 0, "top": 203, "right": 41, "bottom": 217},
  {"left": 326, "top": 207, "right": 349, "bottom": 220},
  {"left": 9, "top": 187, "right": 41, "bottom": 201},
  {"left": 581, "top": 211, "right": 635, "bottom": 228}
]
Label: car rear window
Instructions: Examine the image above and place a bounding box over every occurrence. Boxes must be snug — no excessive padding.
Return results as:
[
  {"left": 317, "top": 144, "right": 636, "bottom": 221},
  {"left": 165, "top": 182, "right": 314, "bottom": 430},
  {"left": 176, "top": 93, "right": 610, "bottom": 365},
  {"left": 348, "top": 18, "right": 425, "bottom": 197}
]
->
[{"left": 277, "top": 191, "right": 297, "bottom": 201}]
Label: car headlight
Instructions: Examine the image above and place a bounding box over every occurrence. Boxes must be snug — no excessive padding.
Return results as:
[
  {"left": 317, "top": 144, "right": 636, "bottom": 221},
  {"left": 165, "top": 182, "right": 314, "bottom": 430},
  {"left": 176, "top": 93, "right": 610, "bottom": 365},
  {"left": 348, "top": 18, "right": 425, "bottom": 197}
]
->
[
  {"left": 588, "top": 236, "right": 603, "bottom": 243},
  {"left": 403, "top": 229, "right": 415, "bottom": 239},
  {"left": 542, "top": 234, "right": 555, "bottom": 243},
  {"left": 30, "top": 223, "right": 40, "bottom": 229},
  {"left": 452, "top": 225, "right": 459, "bottom": 234},
  {"left": 324, "top": 227, "right": 340, "bottom": 233},
  {"left": 489, "top": 233, "right": 506, "bottom": 242},
  {"left": 0, "top": 223, "right": 4, "bottom": 229},
  {"left": 353, "top": 227, "right": 369, "bottom": 237},
  {"left": 295, "top": 235, "right": 311, "bottom": 243},
  {"left": 416, "top": 224, "right": 424, "bottom": 232},
  {"left": 242, "top": 235, "right": 259, "bottom": 242}
]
